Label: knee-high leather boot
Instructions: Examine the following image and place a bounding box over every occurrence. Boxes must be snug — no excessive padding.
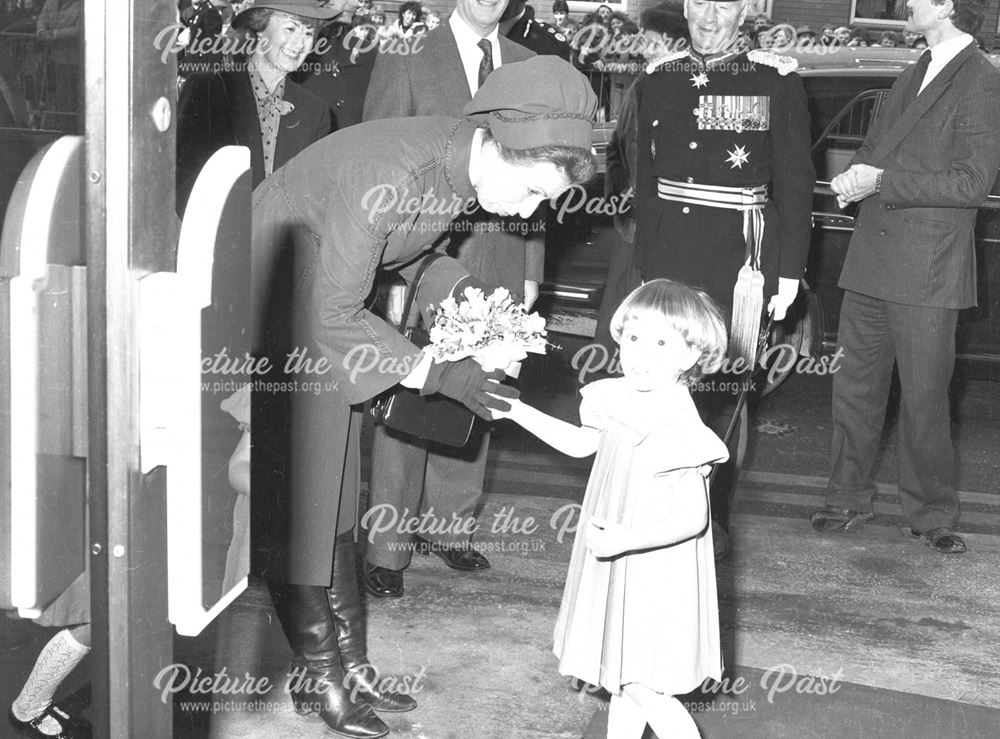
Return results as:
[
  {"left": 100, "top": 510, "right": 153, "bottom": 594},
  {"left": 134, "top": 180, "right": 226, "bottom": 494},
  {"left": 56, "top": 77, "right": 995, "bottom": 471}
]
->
[
  {"left": 268, "top": 582, "right": 390, "bottom": 738},
  {"left": 328, "top": 532, "right": 418, "bottom": 713}
]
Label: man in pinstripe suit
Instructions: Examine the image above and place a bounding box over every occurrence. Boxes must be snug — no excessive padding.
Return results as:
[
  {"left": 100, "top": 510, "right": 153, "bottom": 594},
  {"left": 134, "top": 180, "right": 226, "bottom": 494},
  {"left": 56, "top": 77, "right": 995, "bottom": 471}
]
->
[
  {"left": 810, "top": 0, "right": 1000, "bottom": 553},
  {"left": 360, "top": 0, "right": 538, "bottom": 597}
]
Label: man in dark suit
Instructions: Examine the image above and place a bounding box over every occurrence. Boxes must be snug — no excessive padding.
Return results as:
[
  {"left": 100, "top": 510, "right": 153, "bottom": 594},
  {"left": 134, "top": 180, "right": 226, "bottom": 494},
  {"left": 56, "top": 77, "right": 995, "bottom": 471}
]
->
[
  {"left": 810, "top": 0, "right": 1000, "bottom": 554},
  {"left": 293, "top": 15, "right": 381, "bottom": 131},
  {"left": 361, "top": 0, "right": 537, "bottom": 597}
]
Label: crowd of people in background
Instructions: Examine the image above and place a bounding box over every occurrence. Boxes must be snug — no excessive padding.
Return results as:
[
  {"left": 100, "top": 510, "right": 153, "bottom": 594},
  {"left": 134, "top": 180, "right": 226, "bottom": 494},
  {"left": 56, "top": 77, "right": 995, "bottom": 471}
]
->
[
  {"left": 562, "top": 2, "right": 937, "bottom": 72},
  {"left": 13, "top": 0, "right": 1000, "bottom": 90}
]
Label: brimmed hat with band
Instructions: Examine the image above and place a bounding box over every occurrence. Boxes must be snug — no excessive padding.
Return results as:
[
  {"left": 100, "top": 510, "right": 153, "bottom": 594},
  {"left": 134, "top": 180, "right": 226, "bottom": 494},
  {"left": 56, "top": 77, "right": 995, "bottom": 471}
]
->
[
  {"left": 232, "top": 0, "right": 346, "bottom": 27},
  {"left": 462, "top": 56, "right": 598, "bottom": 150}
]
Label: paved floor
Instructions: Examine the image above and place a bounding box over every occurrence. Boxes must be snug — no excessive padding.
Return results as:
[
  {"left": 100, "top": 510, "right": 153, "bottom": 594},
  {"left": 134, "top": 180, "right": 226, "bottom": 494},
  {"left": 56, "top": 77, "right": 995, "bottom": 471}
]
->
[{"left": 2, "top": 361, "right": 998, "bottom": 738}]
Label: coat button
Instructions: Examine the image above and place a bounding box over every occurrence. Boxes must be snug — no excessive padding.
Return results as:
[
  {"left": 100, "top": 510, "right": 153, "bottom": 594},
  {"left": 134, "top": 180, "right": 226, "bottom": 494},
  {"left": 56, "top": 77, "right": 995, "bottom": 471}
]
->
[
  {"left": 652, "top": 119, "right": 659, "bottom": 126},
  {"left": 682, "top": 206, "right": 691, "bottom": 214},
  {"left": 689, "top": 141, "right": 698, "bottom": 149}
]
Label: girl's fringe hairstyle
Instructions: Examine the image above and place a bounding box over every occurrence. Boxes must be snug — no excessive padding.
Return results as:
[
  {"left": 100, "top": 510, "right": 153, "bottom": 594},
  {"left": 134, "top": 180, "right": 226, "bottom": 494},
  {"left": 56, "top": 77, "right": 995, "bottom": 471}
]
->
[{"left": 610, "top": 278, "right": 728, "bottom": 386}]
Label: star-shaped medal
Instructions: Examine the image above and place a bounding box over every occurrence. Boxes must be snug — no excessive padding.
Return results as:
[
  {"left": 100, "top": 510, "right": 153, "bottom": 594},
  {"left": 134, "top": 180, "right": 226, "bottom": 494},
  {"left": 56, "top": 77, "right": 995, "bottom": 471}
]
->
[
  {"left": 690, "top": 71, "right": 710, "bottom": 89},
  {"left": 725, "top": 144, "right": 749, "bottom": 169}
]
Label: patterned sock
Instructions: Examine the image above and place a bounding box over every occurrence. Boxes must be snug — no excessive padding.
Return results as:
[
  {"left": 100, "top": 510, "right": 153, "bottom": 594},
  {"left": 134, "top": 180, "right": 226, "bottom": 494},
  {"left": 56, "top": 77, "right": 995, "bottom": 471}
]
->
[{"left": 11, "top": 628, "right": 90, "bottom": 734}]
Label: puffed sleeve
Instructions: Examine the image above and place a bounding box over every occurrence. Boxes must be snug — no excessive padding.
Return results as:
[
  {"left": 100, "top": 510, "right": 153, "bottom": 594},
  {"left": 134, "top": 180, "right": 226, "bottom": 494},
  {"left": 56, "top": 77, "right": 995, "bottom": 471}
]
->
[
  {"left": 579, "top": 378, "right": 616, "bottom": 429},
  {"left": 220, "top": 384, "right": 251, "bottom": 429}
]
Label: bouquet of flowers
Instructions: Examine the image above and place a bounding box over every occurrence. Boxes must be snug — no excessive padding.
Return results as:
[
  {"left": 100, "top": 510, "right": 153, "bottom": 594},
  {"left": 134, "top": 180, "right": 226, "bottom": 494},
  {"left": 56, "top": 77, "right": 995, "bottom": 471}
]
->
[{"left": 427, "top": 286, "right": 549, "bottom": 374}]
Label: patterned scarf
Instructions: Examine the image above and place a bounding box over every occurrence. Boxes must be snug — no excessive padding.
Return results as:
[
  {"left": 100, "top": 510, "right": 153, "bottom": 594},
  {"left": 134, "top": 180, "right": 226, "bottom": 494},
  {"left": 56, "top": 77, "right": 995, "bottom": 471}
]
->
[{"left": 248, "top": 65, "right": 295, "bottom": 177}]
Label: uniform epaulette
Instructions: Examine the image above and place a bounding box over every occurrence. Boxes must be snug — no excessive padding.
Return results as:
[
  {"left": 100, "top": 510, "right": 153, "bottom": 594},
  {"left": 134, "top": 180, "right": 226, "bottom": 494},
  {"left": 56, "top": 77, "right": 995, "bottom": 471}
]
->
[
  {"left": 645, "top": 49, "right": 690, "bottom": 75},
  {"left": 536, "top": 19, "right": 568, "bottom": 43},
  {"left": 746, "top": 49, "right": 798, "bottom": 75}
]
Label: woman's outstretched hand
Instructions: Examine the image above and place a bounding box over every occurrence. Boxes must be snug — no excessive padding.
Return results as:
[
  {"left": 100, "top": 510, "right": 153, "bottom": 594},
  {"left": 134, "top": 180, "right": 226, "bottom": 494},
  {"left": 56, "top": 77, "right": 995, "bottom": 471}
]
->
[{"left": 421, "top": 357, "right": 519, "bottom": 420}]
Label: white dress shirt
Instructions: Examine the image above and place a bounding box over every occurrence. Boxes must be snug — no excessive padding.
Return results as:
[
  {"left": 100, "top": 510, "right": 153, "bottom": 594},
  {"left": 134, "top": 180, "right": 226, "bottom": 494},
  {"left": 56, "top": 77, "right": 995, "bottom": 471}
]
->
[
  {"left": 449, "top": 12, "right": 502, "bottom": 96},
  {"left": 920, "top": 33, "right": 974, "bottom": 93}
]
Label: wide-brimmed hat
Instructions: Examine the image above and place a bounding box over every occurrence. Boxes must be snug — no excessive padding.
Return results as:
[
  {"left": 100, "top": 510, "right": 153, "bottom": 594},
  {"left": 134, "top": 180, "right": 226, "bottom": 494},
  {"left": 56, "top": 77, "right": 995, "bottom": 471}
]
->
[
  {"left": 232, "top": 0, "right": 346, "bottom": 28},
  {"left": 463, "top": 56, "right": 598, "bottom": 150}
]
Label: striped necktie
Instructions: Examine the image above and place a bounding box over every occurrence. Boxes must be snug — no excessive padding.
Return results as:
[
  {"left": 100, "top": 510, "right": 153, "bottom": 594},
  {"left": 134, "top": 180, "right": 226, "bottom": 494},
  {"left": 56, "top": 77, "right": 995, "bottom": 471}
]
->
[
  {"left": 902, "top": 50, "right": 931, "bottom": 110},
  {"left": 477, "top": 38, "right": 493, "bottom": 89}
]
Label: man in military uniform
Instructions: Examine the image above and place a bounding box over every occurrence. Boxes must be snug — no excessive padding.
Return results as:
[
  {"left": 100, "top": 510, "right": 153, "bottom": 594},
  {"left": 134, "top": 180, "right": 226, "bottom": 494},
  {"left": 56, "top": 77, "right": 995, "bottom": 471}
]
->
[
  {"left": 499, "top": 0, "right": 572, "bottom": 59},
  {"left": 632, "top": 0, "right": 814, "bottom": 557}
]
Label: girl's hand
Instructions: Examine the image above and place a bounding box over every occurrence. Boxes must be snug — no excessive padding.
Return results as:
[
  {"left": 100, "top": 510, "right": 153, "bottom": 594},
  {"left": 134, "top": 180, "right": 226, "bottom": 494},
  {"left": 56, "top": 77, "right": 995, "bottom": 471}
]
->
[{"left": 585, "top": 517, "right": 635, "bottom": 558}]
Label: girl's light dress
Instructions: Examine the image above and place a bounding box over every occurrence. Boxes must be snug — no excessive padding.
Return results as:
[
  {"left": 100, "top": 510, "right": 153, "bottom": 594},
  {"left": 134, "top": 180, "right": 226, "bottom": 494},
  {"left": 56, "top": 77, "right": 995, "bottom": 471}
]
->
[
  {"left": 553, "top": 377, "right": 728, "bottom": 696},
  {"left": 220, "top": 384, "right": 251, "bottom": 595}
]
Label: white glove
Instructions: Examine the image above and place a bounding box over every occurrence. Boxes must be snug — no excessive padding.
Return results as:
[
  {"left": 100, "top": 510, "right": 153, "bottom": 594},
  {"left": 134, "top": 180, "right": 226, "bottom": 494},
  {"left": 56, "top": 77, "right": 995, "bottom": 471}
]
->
[
  {"left": 767, "top": 277, "right": 800, "bottom": 321},
  {"left": 523, "top": 280, "right": 539, "bottom": 311},
  {"left": 386, "top": 283, "right": 406, "bottom": 325}
]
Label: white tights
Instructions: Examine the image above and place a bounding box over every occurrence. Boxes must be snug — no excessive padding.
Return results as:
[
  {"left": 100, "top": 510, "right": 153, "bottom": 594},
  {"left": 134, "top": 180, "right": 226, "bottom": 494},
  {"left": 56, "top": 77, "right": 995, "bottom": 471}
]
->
[
  {"left": 607, "top": 684, "right": 700, "bottom": 739},
  {"left": 11, "top": 624, "right": 91, "bottom": 736}
]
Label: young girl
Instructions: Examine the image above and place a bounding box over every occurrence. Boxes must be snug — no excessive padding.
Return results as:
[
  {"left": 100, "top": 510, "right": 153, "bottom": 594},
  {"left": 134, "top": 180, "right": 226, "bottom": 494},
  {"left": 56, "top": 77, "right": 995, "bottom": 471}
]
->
[
  {"left": 220, "top": 384, "right": 251, "bottom": 596},
  {"left": 495, "top": 279, "right": 729, "bottom": 738}
]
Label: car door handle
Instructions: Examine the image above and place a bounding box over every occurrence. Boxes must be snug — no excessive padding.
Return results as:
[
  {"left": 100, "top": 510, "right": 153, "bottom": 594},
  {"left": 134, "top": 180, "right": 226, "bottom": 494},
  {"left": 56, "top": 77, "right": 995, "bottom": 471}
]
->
[{"left": 814, "top": 212, "right": 855, "bottom": 231}]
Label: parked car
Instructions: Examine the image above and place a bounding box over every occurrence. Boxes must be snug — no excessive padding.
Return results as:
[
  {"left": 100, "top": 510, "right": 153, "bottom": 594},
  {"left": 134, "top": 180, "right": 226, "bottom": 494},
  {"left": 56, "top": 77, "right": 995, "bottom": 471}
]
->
[
  {"left": 540, "top": 47, "right": 1000, "bottom": 385},
  {"left": 794, "top": 47, "right": 1000, "bottom": 375}
]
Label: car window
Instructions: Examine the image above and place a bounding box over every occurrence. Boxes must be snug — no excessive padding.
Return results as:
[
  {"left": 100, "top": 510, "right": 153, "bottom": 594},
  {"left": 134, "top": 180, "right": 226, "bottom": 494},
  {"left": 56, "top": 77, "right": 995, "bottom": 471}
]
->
[{"left": 802, "top": 76, "right": 896, "bottom": 182}]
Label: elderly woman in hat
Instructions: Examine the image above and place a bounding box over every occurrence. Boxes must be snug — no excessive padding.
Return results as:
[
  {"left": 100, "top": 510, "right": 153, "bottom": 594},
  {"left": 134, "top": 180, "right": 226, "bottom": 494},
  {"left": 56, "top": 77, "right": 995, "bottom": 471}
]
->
[
  {"left": 251, "top": 56, "right": 597, "bottom": 739},
  {"left": 175, "top": 0, "right": 344, "bottom": 214}
]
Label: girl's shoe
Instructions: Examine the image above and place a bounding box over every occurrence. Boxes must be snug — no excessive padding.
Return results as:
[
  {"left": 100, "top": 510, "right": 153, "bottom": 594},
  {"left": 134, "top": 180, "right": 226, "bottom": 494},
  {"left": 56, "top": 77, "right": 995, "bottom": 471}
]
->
[{"left": 9, "top": 704, "right": 88, "bottom": 739}]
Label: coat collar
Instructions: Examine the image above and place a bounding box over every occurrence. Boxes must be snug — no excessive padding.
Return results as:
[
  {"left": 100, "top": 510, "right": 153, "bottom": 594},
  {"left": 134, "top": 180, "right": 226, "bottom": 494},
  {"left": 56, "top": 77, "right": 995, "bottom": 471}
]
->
[{"left": 445, "top": 119, "right": 478, "bottom": 201}]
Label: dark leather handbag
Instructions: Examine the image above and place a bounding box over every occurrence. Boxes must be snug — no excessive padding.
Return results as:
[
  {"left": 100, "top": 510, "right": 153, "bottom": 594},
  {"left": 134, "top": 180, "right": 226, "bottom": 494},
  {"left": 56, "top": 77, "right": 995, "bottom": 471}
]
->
[{"left": 370, "top": 254, "right": 476, "bottom": 448}]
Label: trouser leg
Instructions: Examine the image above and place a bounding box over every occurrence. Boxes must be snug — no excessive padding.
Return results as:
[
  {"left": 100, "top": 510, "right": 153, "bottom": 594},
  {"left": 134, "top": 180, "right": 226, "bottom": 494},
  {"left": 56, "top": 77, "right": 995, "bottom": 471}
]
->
[
  {"left": 827, "top": 291, "right": 896, "bottom": 512},
  {"left": 364, "top": 425, "right": 430, "bottom": 570},
  {"left": 888, "top": 301, "right": 959, "bottom": 531},
  {"left": 421, "top": 427, "right": 490, "bottom": 547}
]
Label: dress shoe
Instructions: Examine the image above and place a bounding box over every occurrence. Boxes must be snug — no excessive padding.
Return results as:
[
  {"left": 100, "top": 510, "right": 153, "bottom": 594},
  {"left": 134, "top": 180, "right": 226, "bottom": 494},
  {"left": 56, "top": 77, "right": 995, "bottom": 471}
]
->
[
  {"left": 911, "top": 527, "right": 966, "bottom": 554},
  {"left": 415, "top": 539, "right": 491, "bottom": 571},
  {"left": 9, "top": 705, "right": 88, "bottom": 739},
  {"left": 809, "top": 505, "right": 874, "bottom": 532},
  {"left": 365, "top": 566, "right": 404, "bottom": 598}
]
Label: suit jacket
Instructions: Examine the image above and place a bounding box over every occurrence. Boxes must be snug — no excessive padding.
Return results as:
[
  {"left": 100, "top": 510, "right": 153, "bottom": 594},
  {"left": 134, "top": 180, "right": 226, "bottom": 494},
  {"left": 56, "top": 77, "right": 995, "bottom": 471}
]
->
[
  {"left": 294, "top": 21, "right": 379, "bottom": 132},
  {"left": 839, "top": 44, "right": 1000, "bottom": 309},
  {"left": 362, "top": 23, "right": 544, "bottom": 292},
  {"left": 176, "top": 69, "right": 332, "bottom": 214}
]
